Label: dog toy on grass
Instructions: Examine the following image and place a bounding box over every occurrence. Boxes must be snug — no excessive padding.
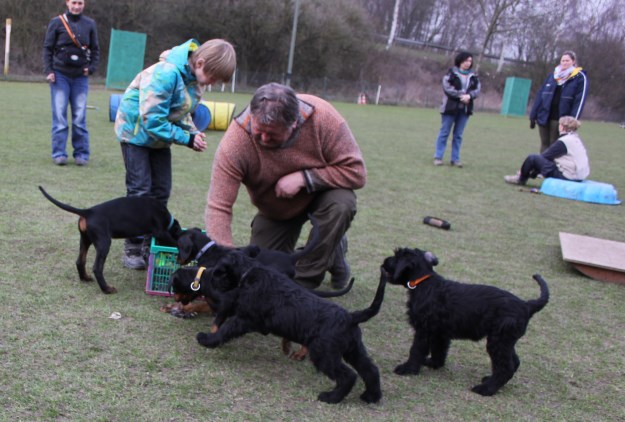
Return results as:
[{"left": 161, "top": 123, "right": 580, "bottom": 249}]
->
[{"left": 423, "top": 216, "right": 451, "bottom": 230}]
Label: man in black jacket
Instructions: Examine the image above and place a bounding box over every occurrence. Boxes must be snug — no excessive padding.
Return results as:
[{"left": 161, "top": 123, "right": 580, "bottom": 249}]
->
[{"left": 43, "top": 0, "right": 100, "bottom": 166}]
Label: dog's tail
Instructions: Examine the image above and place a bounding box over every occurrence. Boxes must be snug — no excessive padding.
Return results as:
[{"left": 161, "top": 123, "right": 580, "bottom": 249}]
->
[
  {"left": 527, "top": 274, "right": 550, "bottom": 317},
  {"left": 39, "top": 186, "right": 86, "bottom": 216},
  {"left": 312, "top": 277, "right": 355, "bottom": 298},
  {"left": 349, "top": 270, "right": 387, "bottom": 325},
  {"left": 288, "top": 214, "right": 320, "bottom": 263}
]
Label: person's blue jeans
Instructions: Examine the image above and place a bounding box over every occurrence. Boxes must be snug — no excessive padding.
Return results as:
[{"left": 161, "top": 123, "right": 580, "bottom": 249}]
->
[
  {"left": 434, "top": 112, "right": 470, "bottom": 163},
  {"left": 120, "top": 143, "right": 172, "bottom": 206},
  {"left": 50, "top": 71, "right": 90, "bottom": 160}
]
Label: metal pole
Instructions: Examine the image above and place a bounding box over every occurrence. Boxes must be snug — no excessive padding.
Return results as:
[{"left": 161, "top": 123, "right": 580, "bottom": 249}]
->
[{"left": 285, "top": 0, "right": 300, "bottom": 87}]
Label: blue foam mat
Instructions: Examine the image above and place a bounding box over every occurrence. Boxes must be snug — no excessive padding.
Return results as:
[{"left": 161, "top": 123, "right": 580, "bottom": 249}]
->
[{"left": 540, "top": 178, "right": 621, "bottom": 205}]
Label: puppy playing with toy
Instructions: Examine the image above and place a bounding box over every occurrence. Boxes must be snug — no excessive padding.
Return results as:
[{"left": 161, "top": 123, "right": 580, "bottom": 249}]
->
[
  {"left": 382, "top": 247, "right": 549, "bottom": 396},
  {"left": 39, "top": 186, "right": 182, "bottom": 294},
  {"left": 186, "top": 251, "right": 386, "bottom": 404},
  {"left": 169, "top": 262, "right": 354, "bottom": 360}
]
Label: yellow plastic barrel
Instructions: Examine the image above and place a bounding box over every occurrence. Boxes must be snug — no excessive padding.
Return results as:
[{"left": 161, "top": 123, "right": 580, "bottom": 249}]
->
[{"left": 202, "top": 101, "right": 236, "bottom": 131}]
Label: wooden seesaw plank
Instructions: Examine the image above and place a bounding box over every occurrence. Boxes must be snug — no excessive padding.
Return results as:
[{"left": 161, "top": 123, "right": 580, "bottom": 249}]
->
[{"left": 559, "top": 232, "right": 625, "bottom": 285}]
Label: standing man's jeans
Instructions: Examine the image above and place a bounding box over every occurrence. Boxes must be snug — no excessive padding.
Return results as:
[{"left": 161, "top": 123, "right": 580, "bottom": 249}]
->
[
  {"left": 434, "top": 112, "right": 470, "bottom": 163},
  {"left": 50, "top": 71, "right": 90, "bottom": 161}
]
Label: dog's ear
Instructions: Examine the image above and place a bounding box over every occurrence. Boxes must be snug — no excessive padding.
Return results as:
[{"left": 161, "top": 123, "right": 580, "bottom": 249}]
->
[
  {"left": 424, "top": 251, "right": 439, "bottom": 267},
  {"left": 169, "top": 219, "right": 183, "bottom": 240},
  {"left": 392, "top": 258, "right": 416, "bottom": 284},
  {"left": 239, "top": 245, "right": 261, "bottom": 258},
  {"left": 177, "top": 234, "right": 194, "bottom": 264}
]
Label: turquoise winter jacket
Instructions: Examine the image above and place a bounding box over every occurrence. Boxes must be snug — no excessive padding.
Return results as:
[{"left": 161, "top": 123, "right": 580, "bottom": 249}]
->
[{"left": 115, "top": 39, "right": 204, "bottom": 148}]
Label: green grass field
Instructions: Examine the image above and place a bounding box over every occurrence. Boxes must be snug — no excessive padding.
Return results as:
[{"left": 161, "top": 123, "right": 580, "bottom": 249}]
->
[{"left": 1, "top": 80, "right": 624, "bottom": 421}]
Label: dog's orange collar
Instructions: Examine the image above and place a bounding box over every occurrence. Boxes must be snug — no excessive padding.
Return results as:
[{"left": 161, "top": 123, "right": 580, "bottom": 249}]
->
[
  {"left": 191, "top": 267, "right": 206, "bottom": 291},
  {"left": 407, "top": 274, "right": 431, "bottom": 289}
]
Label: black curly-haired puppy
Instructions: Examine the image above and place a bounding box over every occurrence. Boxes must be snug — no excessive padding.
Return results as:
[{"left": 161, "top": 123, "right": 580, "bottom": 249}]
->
[
  {"left": 176, "top": 214, "right": 321, "bottom": 281},
  {"left": 193, "top": 251, "right": 386, "bottom": 404},
  {"left": 383, "top": 247, "right": 549, "bottom": 396}
]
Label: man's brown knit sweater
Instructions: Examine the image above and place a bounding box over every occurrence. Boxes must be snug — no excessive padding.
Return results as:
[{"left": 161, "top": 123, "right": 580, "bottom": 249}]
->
[{"left": 205, "top": 94, "right": 367, "bottom": 246}]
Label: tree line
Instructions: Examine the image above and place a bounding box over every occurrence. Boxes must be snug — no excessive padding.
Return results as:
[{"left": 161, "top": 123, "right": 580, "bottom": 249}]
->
[{"left": 2, "top": 0, "right": 624, "bottom": 120}]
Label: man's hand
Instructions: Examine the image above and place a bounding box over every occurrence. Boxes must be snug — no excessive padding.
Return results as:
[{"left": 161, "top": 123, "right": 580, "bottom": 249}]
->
[
  {"left": 530, "top": 119, "right": 536, "bottom": 129},
  {"left": 275, "top": 171, "right": 305, "bottom": 198},
  {"left": 46, "top": 73, "right": 55, "bottom": 83}
]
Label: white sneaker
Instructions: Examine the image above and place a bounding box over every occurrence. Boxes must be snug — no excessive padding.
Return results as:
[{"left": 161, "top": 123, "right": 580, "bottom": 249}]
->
[{"left": 504, "top": 174, "right": 525, "bottom": 185}]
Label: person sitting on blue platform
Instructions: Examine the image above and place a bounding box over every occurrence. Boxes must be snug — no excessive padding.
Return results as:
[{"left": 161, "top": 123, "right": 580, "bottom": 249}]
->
[{"left": 504, "top": 116, "right": 589, "bottom": 186}]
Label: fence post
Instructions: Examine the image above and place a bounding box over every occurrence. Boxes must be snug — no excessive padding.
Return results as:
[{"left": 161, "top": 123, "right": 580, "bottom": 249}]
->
[{"left": 4, "top": 19, "right": 12, "bottom": 77}]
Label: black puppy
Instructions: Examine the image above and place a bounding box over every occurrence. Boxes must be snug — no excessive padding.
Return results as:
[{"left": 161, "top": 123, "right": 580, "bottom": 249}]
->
[
  {"left": 39, "top": 186, "right": 182, "bottom": 294},
  {"left": 382, "top": 247, "right": 549, "bottom": 396},
  {"left": 191, "top": 251, "right": 386, "bottom": 404},
  {"left": 177, "top": 215, "right": 320, "bottom": 280},
  {"left": 170, "top": 262, "right": 355, "bottom": 360}
]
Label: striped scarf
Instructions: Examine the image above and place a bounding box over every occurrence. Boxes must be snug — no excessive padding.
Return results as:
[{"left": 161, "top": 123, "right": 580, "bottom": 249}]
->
[{"left": 554, "top": 65, "right": 582, "bottom": 86}]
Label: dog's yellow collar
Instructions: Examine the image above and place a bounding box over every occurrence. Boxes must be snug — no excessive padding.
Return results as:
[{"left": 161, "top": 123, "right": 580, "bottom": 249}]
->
[
  {"left": 191, "top": 266, "right": 206, "bottom": 291},
  {"left": 407, "top": 274, "right": 431, "bottom": 289}
]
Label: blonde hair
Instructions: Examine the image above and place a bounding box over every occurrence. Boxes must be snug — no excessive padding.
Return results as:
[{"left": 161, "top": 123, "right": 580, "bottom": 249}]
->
[
  {"left": 190, "top": 39, "right": 236, "bottom": 83},
  {"left": 559, "top": 116, "right": 581, "bottom": 132}
]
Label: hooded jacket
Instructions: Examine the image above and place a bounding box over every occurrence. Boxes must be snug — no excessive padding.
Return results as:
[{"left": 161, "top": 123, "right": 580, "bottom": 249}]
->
[
  {"left": 529, "top": 68, "right": 588, "bottom": 126},
  {"left": 115, "top": 39, "right": 204, "bottom": 149}
]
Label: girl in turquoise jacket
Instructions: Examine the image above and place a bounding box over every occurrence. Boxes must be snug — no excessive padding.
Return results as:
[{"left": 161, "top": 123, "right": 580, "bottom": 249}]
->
[{"left": 115, "top": 38, "right": 236, "bottom": 270}]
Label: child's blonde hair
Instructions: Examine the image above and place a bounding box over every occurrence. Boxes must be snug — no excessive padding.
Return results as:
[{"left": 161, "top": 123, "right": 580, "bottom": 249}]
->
[{"left": 190, "top": 39, "right": 236, "bottom": 83}]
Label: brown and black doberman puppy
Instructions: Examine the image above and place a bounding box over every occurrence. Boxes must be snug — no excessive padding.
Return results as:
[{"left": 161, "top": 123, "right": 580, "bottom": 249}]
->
[{"left": 39, "top": 186, "right": 182, "bottom": 294}]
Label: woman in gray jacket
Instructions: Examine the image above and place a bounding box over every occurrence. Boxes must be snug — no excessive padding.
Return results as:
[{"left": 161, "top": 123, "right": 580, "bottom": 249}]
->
[{"left": 433, "top": 51, "right": 480, "bottom": 168}]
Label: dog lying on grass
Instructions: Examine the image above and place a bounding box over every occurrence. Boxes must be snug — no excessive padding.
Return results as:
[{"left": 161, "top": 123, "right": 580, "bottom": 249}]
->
[
  {"left": 189, "top": 251, "right": 387, "bottom": 404},
  {"left": 39, "top": 185, "right": 181, "bottom": 294},
  {"left": 382, "top": 247, "right": 549, "bottom": 396}
]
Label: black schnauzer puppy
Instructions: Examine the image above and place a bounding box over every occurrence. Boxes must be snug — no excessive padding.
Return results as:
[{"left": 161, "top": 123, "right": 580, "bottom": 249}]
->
[
  {"left": 192, "top": 251, "right": 387, "bottom": 404},
  {"left": 382, "top": 247, "right": 549, "bottom": 396},
  {"left": 177, "top": 214, "right": 321, "bottom": 280}
]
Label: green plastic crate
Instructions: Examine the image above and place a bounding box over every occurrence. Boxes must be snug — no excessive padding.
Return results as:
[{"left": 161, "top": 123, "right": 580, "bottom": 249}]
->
[{"left": 145, "top": 236, "right": 197, "bottom": 296}]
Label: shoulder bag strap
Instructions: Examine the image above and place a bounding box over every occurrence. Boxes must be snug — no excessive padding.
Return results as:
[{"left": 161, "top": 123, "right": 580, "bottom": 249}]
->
[{"left": 58, "top": 14, "right": 85, "bottom": 49}]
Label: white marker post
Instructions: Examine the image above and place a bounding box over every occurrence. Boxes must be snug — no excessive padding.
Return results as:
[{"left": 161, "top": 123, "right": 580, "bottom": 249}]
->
[{"left": 4, "top": 19, "right": 11, "bottom": 76}]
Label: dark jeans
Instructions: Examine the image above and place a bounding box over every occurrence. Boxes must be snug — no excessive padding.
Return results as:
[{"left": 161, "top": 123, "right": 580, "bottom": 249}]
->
[
  {"left": 120, "top": 143, "right": 172, "bottom": 206},
  {"left": 519, "top": 154, "right": 564, "bottom": 183},
  {"left": 250, "top": 189, "right": 357, "bottom": 286}
]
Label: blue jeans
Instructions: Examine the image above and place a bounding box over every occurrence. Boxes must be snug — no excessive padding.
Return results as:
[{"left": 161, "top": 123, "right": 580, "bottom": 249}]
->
[
  {"left": 50, "top": 71, "right": 90, "bottom": 160},
  {"left": 434, "top": 112, "right": 470, "bottom": 162},
  {"left": 120, "top": 143, "right": 172, "bottom": 206}
]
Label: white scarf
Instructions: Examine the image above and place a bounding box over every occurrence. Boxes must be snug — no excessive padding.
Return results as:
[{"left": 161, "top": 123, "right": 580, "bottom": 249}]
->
[{"left": 553, "top": 65, "right": 576, "bottom": 86}]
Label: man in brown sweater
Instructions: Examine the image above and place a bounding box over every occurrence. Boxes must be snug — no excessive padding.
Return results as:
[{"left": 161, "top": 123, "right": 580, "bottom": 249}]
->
[{"left": 205, "top": 83, "right": 367, "bottom": 289}]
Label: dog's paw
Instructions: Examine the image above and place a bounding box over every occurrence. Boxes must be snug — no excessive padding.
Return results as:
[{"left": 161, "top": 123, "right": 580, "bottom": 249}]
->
[
  {"left": 103, "top": 286, "right": 118, "bottom": 294},
  {"left": 318, "top": 391, "right": 344, "bottom": 404},
  {"left": 360, "top": 389, "right": 382, "bottom": 404},
  {"left": 394, "top": 362, "right": 420, "bottom": 376},
  {"left": 196, "top": 332, "right": 219, "bottom": 348},
  {"left": 423, "top": 357, "right": 444, "bottom": 369},
  {"left": 471, "top": 383, "right": 498, "bottom": 396}
]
